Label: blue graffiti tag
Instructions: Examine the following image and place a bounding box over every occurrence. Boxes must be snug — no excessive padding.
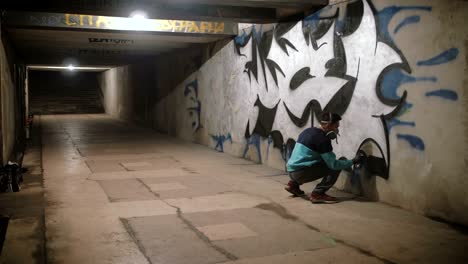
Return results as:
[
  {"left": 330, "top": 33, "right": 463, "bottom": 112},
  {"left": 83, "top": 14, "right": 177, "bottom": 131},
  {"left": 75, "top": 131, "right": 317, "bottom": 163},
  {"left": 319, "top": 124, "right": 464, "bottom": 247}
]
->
[
  {"left": 394, "top": 15, "right": 420, "bottom": 34},
  {"left": 243, "top": 134, "right": 262, "bottom": 163},
  {"left": 417, "top": 48, "right": 459, "bottom": 66},
  {"left": 387, "top": 119, "right": 416, "bottom": 132},
  {"left": 381, "top": 68, "right": 437, "bottom": 101},
  {"left": 303, "top": 14, "right": 320, "bottom": 28},
  {"left": 376, "top": 5, "right": 432, "bottom": 44},
  {"left": 397, "top": 134, "right": 425, "bottom": 151},
  {"left": 211, "top": 133, "right": 232, "bottom": 152},
  {"left": 234, "top": 29, "right": 248, "bottom": 46},
  {"left": 425, "top": 89, "right": 459, "bottom": 101},
  {"left": 396, "top": 102, "right": 413, "bottom": 118}
]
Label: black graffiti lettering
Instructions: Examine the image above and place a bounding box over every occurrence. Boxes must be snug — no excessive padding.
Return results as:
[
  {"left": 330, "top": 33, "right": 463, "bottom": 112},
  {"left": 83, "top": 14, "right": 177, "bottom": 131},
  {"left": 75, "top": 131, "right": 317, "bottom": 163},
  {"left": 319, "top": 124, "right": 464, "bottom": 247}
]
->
[
  {"left": 251, "top": 96, "right": 280, "bottom": 137},
  {"left": 290, "top": 67, "right": 315, "bottom": 90},
  {"left": 88, "top": 38, "right": 134, "bottom": 44},
  {"left": 233, "top": 0, "right": 428, "bottom": 178}
]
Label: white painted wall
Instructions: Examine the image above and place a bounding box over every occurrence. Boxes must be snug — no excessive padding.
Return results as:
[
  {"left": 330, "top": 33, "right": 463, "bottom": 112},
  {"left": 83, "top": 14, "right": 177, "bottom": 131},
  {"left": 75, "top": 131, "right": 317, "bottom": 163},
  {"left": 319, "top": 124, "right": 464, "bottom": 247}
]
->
[
  {"left": 99, "top": 66, "right": 134, "bottom": 120},
  {"left": 155, "top": 0, "right": 468, "bottom": 225}
]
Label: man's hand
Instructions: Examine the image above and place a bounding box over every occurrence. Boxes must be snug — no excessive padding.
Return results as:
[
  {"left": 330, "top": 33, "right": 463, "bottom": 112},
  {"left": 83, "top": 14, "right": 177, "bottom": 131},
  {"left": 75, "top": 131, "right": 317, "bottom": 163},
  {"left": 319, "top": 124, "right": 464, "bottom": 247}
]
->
[{"left": 352, "top": 150, "right": 366, "bottom": 165}]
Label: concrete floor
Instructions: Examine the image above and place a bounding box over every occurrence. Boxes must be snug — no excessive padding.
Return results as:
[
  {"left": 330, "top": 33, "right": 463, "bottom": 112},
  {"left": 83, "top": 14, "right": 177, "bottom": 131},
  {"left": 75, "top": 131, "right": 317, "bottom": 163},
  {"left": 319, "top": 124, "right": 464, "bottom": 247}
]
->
[{"left": 1, "top": 114, "right": 468, "bottom": 263}]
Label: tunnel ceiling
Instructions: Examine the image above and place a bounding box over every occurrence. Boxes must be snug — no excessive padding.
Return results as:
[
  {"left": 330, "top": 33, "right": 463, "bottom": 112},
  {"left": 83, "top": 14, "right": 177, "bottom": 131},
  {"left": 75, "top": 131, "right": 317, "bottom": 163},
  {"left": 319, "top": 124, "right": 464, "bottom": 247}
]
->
[
  {"left": 1, "top": 0, "right": 327, "bottom": 66},
  {"left": 2, "top": 0, "right": 327, "bottom": 22},
  {"left": 6, "top": 27, "right": 228, "bottom": 66}
]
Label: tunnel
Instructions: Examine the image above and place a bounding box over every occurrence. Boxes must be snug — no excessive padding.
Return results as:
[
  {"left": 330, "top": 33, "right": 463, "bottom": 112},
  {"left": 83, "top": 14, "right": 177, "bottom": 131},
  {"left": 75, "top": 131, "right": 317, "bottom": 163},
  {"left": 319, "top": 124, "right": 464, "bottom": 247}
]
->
[{"left": 0, "top": 0, "right": 467, "bottom": 263}]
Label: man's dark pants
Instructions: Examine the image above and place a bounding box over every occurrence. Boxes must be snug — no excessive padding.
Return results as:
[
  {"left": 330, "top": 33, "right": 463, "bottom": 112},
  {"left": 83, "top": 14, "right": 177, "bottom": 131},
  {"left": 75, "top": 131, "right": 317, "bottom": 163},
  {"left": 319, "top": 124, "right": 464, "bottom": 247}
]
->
[{"left": 288, "top": 162, "right": 341, "bottom": 194}]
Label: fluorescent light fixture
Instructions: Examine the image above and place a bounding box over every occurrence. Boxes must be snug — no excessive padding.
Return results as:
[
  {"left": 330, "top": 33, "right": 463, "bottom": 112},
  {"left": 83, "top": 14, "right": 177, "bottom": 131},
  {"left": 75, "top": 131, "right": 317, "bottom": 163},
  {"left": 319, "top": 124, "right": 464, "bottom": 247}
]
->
[
  {"left": 127, "top": 10, "right": 152, "bottom": 30},
  {"left": 27, "top": 65, "right": 113, "bottom": 72}
]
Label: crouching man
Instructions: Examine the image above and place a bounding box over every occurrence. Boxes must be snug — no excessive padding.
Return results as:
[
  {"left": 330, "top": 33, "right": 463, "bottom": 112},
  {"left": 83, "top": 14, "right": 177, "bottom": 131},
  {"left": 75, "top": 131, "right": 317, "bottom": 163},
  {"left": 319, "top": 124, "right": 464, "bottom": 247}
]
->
[{"left": 285, "top": 112, "right": 362, "bottom": 203}]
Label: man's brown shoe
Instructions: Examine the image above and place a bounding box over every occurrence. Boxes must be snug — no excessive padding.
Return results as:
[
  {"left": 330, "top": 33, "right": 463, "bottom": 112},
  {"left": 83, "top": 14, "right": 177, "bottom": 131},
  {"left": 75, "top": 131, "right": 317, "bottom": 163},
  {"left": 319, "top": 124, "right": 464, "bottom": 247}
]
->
[
  {"left": 310, "top": 192, "right": 338, "bottom": 204},
  {"left": 284, "top": 180, "right": 305, "bottom": 197}
]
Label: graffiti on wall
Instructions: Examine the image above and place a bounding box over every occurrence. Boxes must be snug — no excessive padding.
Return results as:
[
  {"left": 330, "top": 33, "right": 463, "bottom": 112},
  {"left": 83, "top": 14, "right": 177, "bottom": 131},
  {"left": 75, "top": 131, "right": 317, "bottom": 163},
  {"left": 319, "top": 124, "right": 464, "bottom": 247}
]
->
[
  {"left": 378, "top": 7, "right": 460, "bottom": 151},
  {"left": 211, "top": 133, "right": 232, "bottom": 152},
  {"left": 184, "top": 80, "right": 202, "bottom": 133},
  {"left": 243, "top": 134, "right": 262, "bottom": 162},
  {"left": 233, "top": 0, "right": 460, "bottom": 178}
]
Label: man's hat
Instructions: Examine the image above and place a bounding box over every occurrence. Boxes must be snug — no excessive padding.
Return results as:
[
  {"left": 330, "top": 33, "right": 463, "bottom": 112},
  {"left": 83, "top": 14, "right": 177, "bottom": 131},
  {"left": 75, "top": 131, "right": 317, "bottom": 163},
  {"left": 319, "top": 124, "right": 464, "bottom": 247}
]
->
[{"left": 320, "top": 112, "right": 342, "bottom": 124}]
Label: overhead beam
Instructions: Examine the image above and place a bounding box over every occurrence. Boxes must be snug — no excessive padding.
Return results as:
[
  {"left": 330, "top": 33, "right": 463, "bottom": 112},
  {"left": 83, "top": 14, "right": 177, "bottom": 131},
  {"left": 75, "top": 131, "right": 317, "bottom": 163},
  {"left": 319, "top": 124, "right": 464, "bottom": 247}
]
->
[
  {"left": 0, "top": 0, "right": 327, "bottom": 9},
  {"left": 3, "top": 11, "right": 239, "bottom": 36},
  {"left": 1, "top": 3, "right": 279, "bottom": 23},
  {"left": 156, "top": 0, "right": 329, "bottom": 8},
  {"left": 0, "top": 0, "right": 327, "bottom": 22},
  {"left": 20, "top": 51, "right": 159, "bottom": 66}
]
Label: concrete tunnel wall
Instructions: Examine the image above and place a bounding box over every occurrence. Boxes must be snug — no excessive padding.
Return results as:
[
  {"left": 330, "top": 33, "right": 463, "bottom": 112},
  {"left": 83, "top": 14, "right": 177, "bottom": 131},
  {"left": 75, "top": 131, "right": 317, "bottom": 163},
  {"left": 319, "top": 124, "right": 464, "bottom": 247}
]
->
[
  {"left": 99, "top": 63, "right": 157, "bottom": 125},
  {"left": 0, "top": 28, "right": 19, "bottom": 164},
  {"left": 99, "top": 0, "right": 468, "bottom": 225}
]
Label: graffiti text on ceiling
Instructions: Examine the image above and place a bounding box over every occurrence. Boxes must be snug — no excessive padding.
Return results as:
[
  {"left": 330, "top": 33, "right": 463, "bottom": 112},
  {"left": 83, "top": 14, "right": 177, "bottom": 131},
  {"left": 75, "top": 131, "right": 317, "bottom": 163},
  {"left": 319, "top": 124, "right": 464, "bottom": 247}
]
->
[
  {"left": 4, "top": 11, "right": 237, "bottom": 35},
  {"left": 88, "top": 38, "right": 134, "bottom": 45}
]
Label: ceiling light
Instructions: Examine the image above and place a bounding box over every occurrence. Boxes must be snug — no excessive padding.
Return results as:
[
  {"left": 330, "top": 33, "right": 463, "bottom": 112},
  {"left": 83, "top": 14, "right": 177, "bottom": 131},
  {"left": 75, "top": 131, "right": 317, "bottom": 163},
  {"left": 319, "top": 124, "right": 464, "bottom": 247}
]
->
[
  {"left": 129, "top": 11, "right": 147, "bottom": 19},
  {"left": 67, "top": 64, "right": 75, "bottom": 71}
]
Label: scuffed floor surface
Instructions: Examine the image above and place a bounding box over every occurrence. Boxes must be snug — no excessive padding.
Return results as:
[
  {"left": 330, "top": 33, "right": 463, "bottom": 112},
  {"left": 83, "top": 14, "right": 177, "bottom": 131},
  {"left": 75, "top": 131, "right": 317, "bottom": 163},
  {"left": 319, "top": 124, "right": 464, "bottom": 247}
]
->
[{"left": 20, "top": 114, "right": 468, "bottom": 263}]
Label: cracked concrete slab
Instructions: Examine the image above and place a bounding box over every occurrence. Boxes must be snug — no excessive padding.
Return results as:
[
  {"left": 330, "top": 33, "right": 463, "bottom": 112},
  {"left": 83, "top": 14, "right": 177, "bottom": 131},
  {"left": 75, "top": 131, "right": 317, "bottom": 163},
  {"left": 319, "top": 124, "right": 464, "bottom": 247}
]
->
[
  {"left": 165, "top": 193, "right": 270, "bottom": 213},
  {"left": 86, "top": 157, "right": 180, "bottom": 173},
  {"left": 125, "top": 215, "right": 229, "bottom": 264},
  {"left": 98, "top": 179, "right": 158, "bottom": 202},
  {"left": 196, "top": 222, "right": 258, "bottom": 241},
  {"left": 218, "top": 246, "right": 385, "bottom": 264},
  {"left": 185, "top": 207, "right": 334, "bottom": 259},
  {"left": 147, "top": 182, "right": 188, "bottom": 191},
  {"left": 87, "top": 167, "right": 198, "bottom": 181},
  {"left": 139, "top": 175, "right": 233, "bottom": 199},
  {"left": 238, "top": 165, "right": 287, "bottom": 177},
  {"left": 18, "top": 114, "right": 467, "bottom": 264}
]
